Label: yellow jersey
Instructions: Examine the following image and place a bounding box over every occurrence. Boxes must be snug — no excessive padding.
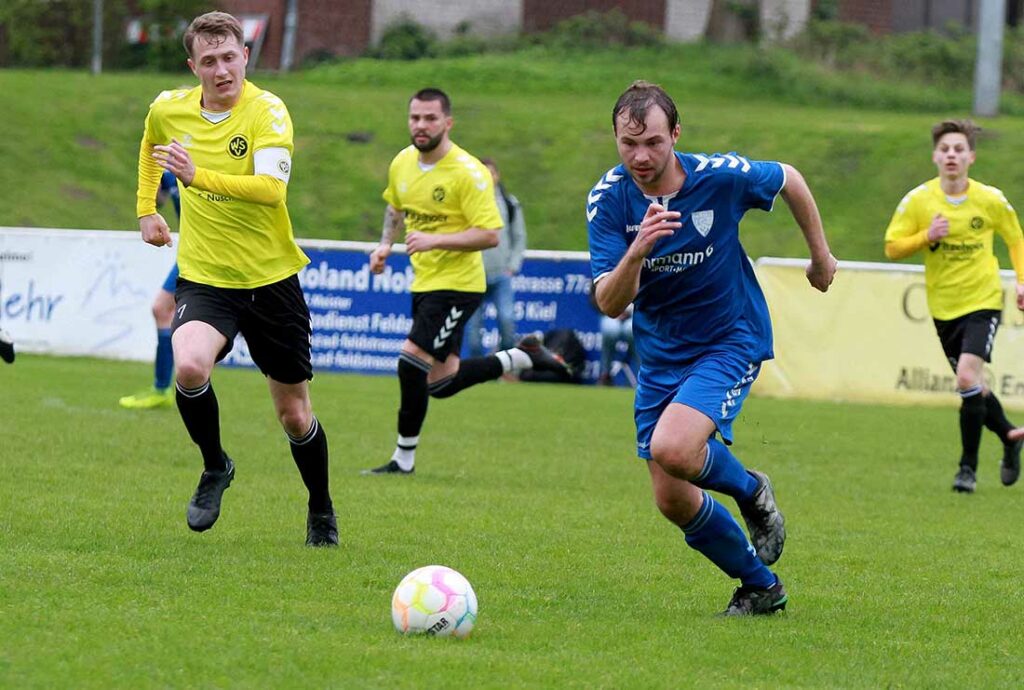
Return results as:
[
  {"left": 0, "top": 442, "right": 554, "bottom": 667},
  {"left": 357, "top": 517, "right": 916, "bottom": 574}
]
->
[
  {"left": 383, "top": 143, "right": 502, "bottom": 293},
  {"left": 885, "top": 177, "right": 1024, "bottom": 320},
  {"left": 139, "top": 81, "right": 308, "bottom": 289}
]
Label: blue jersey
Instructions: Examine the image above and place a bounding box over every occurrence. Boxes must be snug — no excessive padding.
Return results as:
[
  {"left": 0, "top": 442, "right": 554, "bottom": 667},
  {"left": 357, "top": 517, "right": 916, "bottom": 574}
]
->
[
  {"left": 159, "top": 170, "right": 181, "bottom": 219},
  {"left": 587, "top": 152, "right": 784, "bottom": 369}
]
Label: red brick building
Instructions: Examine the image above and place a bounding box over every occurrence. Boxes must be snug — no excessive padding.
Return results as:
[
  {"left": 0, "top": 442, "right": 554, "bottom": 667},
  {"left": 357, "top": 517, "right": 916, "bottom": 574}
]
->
[{"left": 835, "top": 0, "right": 1023, "bottom": 34}]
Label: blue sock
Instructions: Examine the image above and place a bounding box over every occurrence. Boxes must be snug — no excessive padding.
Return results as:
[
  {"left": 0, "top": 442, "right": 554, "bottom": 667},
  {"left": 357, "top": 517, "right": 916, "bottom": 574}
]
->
[
  {"left": 691, "top": 439, "right": 759, "bottom": 502},
  {"left": 682, "top": 491, "right": 776, "bottom": 589},
  {"left": 154, "top": 328, "right": 173, "bottom": 391}
]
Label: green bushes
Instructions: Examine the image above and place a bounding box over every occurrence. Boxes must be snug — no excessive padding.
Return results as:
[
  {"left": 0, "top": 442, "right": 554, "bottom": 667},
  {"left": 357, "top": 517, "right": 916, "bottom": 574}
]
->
[
  {"left": 0, "top": 0, "right": 205, "bottom": 71},
  {"left": 367, "top": 9, "right": 662, "bottom": 61}
]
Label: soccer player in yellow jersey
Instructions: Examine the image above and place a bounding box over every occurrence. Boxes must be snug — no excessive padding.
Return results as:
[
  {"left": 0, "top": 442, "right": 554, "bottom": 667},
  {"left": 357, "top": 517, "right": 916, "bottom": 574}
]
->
[
  {"left": 135, "top": 12, "right": 336, "bottom": 545},
  {"left": 884, "top": 119, "right": 1024, "bottom": 492},
  {"left": 364, "top": 88, "right": 569, "bottom": 475}
]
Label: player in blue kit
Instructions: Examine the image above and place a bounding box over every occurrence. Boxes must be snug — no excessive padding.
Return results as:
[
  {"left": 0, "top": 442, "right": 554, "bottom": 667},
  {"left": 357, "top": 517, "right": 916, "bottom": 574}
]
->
[{"left": 588, "top": 81, "right": 837, "bottom": 616}]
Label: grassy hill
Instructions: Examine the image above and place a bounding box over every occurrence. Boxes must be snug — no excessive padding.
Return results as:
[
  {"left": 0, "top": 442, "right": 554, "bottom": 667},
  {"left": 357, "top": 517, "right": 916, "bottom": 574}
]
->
[{"left": 5, "top": 43, "right": 1024, "bottom": 263}]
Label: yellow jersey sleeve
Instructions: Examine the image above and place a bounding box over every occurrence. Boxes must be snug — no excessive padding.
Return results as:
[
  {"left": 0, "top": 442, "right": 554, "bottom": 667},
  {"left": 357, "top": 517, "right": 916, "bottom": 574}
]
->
[
  {"left": 885, "top": 186, "right": 927, "bottom": 241},
  {"left": 988, "top": 187, "right": 1024, "bottom": 281},
  {"left": 251, "top": 92, "right": 294, "bottom": 154},
  {"left": 136, "top": 109, "right": 163, "bottom": 217},
  {"left": 458, "top": 159, "right": 503, "bottom": 230},
  {"left": 382, "top": 150, "right": 406, "bottom": 209}
]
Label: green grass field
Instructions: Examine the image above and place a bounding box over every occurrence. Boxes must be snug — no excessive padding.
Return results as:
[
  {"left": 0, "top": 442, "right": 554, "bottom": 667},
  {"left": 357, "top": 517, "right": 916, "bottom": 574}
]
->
[
  {"left": 5, "top": 46, "right": 1024, "bottom": 264},
  {"left": 2, "top": 355, "right": 1022, "bottom": 688}
]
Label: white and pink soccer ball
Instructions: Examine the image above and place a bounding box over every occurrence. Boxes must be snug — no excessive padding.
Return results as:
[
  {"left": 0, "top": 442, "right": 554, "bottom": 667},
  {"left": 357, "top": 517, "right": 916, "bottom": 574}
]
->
[{"left": 391, "top": 565, "right": 478, "bottom": 638}]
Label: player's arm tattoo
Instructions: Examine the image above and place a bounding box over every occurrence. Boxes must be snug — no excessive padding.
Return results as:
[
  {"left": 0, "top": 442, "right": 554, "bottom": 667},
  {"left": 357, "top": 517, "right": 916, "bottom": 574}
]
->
[{"left": 381, "top": 206, "right": 403, "bottom": 245}]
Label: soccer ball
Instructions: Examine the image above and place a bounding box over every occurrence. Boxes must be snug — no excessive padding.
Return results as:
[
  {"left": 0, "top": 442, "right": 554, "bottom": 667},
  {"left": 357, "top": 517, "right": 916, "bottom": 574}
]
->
[{"left": 391, "top": 565, "right": 478, "bottom": 638}]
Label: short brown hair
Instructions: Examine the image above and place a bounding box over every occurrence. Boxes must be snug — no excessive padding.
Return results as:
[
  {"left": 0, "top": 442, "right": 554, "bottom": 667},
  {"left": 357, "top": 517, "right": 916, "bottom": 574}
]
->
[
  {"left": 612, "top": 80, "right": 680, "bottom": 134},
  {"left": 183, "top": 12, "right": 244, "bottom": 58},
  {"left": 931, "top": 119, "right": 980, "bottom": 150}
]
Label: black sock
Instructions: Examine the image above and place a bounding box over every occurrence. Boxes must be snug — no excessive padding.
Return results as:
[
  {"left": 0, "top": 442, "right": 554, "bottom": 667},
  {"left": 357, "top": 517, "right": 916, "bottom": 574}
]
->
[
  {"left": 959, "top": 388, "right": 986, "bottom": 471},
  {"left": 984, "top": 392, "right": 1014, "bottom": 443},
  {"left": 175, "top": 380, "right": 226, "bottom": 472},
  {"left": 289, "top": 417, "right": 332, "bottom": 513},
  {"left": 428, "top": 356, "right": 504, "bottom": 399},
  {"left": 398, "top": 353, "right": 430, "bottom": 438}
]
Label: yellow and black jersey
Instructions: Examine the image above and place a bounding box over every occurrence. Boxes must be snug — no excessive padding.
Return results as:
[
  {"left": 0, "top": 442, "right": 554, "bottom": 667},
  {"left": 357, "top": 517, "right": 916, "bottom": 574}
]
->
[
  {"left": 885, "top": 177, "right": 1024, "bottom": 320},
  {"left": 383, "top": 143, "right": 502, "bottom": 293},
  {"left": 138, "top": 81, "right": 307, "bottom": 289}
]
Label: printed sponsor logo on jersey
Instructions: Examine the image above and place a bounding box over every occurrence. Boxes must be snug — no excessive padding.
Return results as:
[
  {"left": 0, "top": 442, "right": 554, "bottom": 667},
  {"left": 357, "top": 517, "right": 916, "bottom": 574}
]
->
[
  {"left": 586, "top": 168, "right": 624, "bottom": 222},
  {"left": 432, "top": 186, "right": 446, "bottom": 202},
  {"left": 643, "top": 244, "right": 715, "bottom": 273},
  {"left": 971, "top": 216, "right": 984, "bottom": 230},
  {"left": 691, "top": 210, "right": 714, "bottom": 237},
  {"left": 227, "top": 135, "right": 249, "bottom": 159},
  {"left": 693, "top": 154, "right": 751, "bottom": 173},
  {"left": 625, "top": 224, "right": 641, "bottom": 234},
  {"left": 406, "top": 210, "right": 448, "bottom": 225}
]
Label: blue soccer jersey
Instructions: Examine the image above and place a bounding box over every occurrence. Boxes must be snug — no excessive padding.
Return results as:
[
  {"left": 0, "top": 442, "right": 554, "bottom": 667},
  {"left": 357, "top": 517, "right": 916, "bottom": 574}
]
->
[
  {"left": 159, "top": 170, "right": 181, "bottom": 218},
  {"left": 587, "top": 151, "right": 784, "bottom": 370}
]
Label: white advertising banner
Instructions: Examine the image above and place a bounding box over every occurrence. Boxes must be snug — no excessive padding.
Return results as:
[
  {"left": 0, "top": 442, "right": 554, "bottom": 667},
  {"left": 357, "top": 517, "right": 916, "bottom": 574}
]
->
[{"left": 0, "top": 227, "right": 177, "bottom": 360}]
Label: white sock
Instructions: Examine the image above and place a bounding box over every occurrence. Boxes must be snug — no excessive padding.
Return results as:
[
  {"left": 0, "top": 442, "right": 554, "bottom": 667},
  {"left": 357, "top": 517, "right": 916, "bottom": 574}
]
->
[
  {"left": 391, "top": 434, "right": 418, "bottom": 470},
  {"left": 495, "top": 348, "right": 532, "bottom": 374}
]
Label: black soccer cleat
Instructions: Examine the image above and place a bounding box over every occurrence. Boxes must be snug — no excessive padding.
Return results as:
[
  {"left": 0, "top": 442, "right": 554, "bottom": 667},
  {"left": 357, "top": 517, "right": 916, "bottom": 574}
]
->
[
  {"left": 306, "top": 510, "right": 339, "bottom": 547},
  {"left": 0, "top": 329, "right": 14, "bottom": 364},
  {"left": 720, "top": 579, "right": 788, "bottom": 617},
  {"left": 361, "top": 460, "right": 414, "bottom": 476},
  {"left": 738, "top": 470, "right": 786, "bottom": 566},
  {"left": 516, "top": 334, "right": 571, "bottom": 376},
  {"left": 952, "top": 465, "right": 976, "bottom": 493},
  {"left": 186, "top": 456, "right": 235, "bottom": 532},
  {"left": 1001, "top": 440, "right": 1021, "bottom": 487}
]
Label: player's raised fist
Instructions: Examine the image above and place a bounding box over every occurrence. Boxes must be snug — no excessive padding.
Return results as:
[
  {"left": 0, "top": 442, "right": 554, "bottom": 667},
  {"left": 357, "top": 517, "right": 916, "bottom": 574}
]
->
[
  {"left": 927, "top": 214, "right": 949, "bottom": 242},
  {"left": 140, "top": 213, "right": 173, "bottom": 247}
]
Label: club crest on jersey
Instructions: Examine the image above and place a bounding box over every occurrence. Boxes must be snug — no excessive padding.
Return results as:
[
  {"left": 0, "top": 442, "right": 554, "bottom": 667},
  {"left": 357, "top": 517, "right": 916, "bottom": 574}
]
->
[
  {"left": 227, "top": 135, "right": 249, "bottom": 159},
  {"left": 432, "top": 186, "right": 446, "bottom": 202},
  {"left": 692, "top": 210, "right": 714, "bottom": 237}
]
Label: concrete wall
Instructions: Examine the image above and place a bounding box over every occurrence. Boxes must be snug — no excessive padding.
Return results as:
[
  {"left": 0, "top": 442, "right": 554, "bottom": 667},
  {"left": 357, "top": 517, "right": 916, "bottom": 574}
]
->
[
  {"left": 761, "top": 0, "right": 812, "bottom": 40},
  {"left": 372, "top": 0, "right": 524, "bottom": 43}
]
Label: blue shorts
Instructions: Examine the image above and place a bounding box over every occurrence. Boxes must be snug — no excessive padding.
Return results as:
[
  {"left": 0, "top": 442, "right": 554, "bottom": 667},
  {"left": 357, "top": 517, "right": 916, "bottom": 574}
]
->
[
  {"left": 161, "top": 263, "right": 179, "bottom": 293},
  {"left": 634, "top": 350, "right": 761, "bottom": 459}
]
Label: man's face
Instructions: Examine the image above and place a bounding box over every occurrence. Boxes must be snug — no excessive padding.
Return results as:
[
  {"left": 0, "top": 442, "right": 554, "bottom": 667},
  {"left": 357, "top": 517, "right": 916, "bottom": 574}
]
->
[
  {"left": 932, "top": 132, "right": 975, "bottom": 179},
  {"left": 408, "top": 98, "right": 451, "bottom": 152},
  {"left": 614, "top": 106, "right": 680, "bottom": 189},
  {"left": 187, "top": 33, "right": 248, "bottom": 108}
]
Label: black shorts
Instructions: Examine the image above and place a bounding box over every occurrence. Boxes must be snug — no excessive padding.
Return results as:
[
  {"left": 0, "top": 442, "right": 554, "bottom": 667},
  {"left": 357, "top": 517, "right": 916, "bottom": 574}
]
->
[
  {"left": 933, "top": 309, "right": 1001, "bottom": 370},
  {"left": 407, "top": 290, "right": 483, "bottom": 361},
  {"left": 173, "top": 275, "right": 313, "bottom": 384}
]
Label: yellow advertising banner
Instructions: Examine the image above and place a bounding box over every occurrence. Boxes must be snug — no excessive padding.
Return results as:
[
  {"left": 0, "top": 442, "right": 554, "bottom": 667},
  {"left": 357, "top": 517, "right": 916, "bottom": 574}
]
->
[{"left": 753, "top": 258, "right": 1024, "bottom": 410}]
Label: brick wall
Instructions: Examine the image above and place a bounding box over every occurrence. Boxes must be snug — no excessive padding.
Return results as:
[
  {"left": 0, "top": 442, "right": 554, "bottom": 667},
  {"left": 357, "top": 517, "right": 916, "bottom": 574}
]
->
[
  {"left": 220, "top": 0, "right": 286, "bottom": 68},
  {"left": 219, "top": 0, "right": 371, "bottom": 69},
  {"left": 297, "top": 0, "right": 371, "bottom": 61},
  {"left": 838, "top": 0, "right": 892, "bottom": 34}
]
